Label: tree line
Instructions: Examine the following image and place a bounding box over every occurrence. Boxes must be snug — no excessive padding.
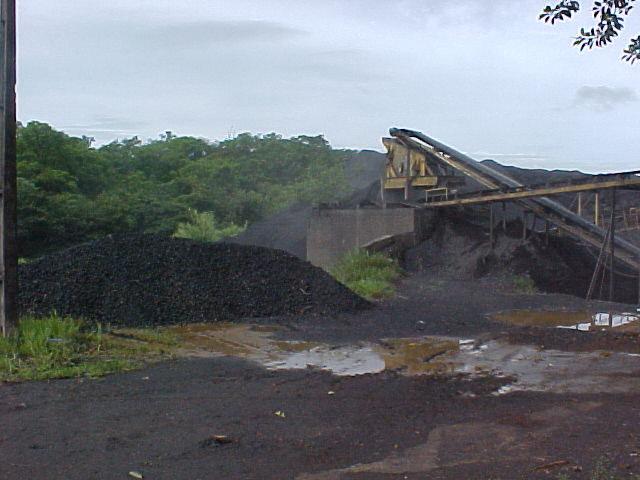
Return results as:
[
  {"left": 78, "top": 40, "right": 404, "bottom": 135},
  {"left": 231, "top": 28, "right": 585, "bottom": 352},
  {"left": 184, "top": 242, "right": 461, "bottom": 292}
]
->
[{"left": 18, "top": 122, "right": 351, "bottom": 257}]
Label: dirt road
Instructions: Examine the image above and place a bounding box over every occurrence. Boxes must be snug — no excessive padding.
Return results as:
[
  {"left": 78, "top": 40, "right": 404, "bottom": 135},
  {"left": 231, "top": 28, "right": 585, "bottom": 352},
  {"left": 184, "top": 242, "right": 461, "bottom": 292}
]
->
[{"left": 2, "top": 274, "right": 640, "bottom": 479}]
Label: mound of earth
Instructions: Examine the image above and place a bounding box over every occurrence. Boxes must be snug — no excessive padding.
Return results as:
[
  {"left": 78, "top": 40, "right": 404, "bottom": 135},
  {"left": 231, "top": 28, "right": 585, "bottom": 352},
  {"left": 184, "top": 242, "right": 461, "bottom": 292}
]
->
[
  {"left": 404, "top": 211, "right": 639, "bottom": 303},
  {"left": 18, "top": 234, "right": 369, "bottom": 327}
]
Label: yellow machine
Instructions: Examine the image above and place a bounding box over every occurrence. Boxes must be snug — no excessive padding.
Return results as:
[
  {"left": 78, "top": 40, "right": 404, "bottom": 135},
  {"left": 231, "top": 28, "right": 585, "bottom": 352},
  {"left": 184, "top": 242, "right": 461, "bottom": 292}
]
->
[{"left": 381, "top": 137, "right": 465, "bottom": 204}]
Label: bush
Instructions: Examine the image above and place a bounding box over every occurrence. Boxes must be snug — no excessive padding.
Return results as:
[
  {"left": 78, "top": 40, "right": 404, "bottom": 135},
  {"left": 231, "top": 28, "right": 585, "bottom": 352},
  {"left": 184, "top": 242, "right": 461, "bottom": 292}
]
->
[
  {"left": 173, "top": 209, "right": 245, "bottom": 243},
  {"left": 331, "top": 250, "right": 402, "bottom": 300},
  {"left": 512, "top": 274, "right": 537, "bottom": 294}
]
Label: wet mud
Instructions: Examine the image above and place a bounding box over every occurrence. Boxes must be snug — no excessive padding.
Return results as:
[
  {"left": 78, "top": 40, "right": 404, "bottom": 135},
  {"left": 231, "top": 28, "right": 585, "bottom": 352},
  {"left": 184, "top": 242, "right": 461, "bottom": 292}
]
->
[
  {"left": 170, "top": 321, "right": 640, "bottom": 395},
  {"left": 4, "top": 276, "right": 640, "bottom": 479}
]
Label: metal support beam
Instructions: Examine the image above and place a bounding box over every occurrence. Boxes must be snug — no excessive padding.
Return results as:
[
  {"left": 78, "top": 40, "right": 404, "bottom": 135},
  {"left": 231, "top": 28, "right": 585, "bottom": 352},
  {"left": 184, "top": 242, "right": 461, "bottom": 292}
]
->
[
  {"left": 577, "top": 192, "right": 583, "bottom": 217},
  {"left": 545, "top": 220, "right": 550, "bottom": 246},
  {"left": 0, "top": 0, "right": 17, "bottom": 337},
  {"left": 420, "top": 176, "right": 640, "bottom": 208},
  {"left": 489, "top": 204, "right": 494, "bottom": 249},
  {"left": 609, "top": 189, "right": 616, "bottom": 302},
  {"left": 595, "top": 191, "right": 600, "bottom": 227},
  {"left": 587, "top": 223, "right": 612, "bottom": 301}
]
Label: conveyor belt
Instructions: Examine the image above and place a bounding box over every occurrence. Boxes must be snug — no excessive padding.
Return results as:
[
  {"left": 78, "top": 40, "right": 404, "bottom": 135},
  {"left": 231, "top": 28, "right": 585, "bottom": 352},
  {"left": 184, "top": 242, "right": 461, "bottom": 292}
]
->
[{"left": 390, "top": 128, "right": 640, "bottom": 270}]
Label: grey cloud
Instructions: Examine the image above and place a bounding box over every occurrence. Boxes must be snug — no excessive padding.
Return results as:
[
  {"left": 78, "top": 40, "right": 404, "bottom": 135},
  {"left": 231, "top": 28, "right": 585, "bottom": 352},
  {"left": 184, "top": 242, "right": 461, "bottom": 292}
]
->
[
  {"left": 573, "top": 86, "right": 638, "bottom": 112},
  {"left": 140, "top": 20, "right": 305, "bottom": 46}
]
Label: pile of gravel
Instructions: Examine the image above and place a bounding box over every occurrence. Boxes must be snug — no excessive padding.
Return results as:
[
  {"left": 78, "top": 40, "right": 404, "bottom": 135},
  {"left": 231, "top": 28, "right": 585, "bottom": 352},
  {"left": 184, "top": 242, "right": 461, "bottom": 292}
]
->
[{"left": 18, "top": 234, "right": 369, "bottom": 327}]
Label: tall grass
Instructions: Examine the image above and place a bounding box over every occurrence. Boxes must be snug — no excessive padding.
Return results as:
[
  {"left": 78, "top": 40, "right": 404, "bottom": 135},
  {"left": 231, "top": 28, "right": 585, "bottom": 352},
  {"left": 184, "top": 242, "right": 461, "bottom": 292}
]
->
[
  {"left": 330, "top": 250, "right": 402, "bottom": 300},
  {"left": 0, "top": 315, "right": 175, "bottom": 381}
]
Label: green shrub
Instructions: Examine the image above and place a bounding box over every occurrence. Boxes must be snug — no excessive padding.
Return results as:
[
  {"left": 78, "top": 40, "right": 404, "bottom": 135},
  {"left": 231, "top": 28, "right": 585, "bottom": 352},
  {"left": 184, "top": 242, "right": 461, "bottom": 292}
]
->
[
  {"left": 512, "top": 274, "right": 537, "bottom": 294},
  {"left": 173, "top": 209, "right": 245, "bottom": 243},
  {"left": 331, "top": 250, "right": 401, "bottom": 300}
]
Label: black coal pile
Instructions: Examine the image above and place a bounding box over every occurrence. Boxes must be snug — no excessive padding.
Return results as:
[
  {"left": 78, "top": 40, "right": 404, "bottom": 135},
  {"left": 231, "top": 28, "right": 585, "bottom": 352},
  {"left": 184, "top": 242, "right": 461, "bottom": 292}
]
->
[
  {"left": 404, "top": 210, "right": 640, "bottom": 304},
  {"left": 18, "top": 234, "right": 369, "bottom": 327}
]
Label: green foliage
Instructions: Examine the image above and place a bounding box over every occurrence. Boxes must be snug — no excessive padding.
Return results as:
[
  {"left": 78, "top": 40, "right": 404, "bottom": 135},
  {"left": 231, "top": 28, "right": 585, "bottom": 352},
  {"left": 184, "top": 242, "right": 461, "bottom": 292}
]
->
[
  {"left": 173, "top": 209, "right": 245, "bottom": 243},
  {"left": 17, "top": 122, "right": 351, "bottom": 257},
  {"left": 540, "top": 1, "right": 640, "bottom": 63},
  {"left": 331, "top": 250, "right": 402, "bottom": 300},
  {"left": 0, "top": 315, "right": 176, "bottom": 381},
  {"left": 512, "top": 274, "right": 538, "bottom": 294}
]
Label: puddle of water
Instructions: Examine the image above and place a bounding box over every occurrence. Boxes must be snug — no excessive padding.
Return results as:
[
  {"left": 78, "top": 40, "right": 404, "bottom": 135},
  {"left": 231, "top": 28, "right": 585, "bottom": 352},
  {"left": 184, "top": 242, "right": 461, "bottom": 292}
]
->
[
  {"left": 491, "top": 310, "right": 640, "bottom": 332},
  {"left": 170, "top": 323, "right": 460, "bottom": 377},
  {"left": 454, "top": 340, "right": 640, "bottom": 394},
  {"left": 376, "top": 338, "right": 459, "bottom": 375},
  {"left": 266, "top": 345, "right": 386, "bottom": 376},
  {"left": 168, "top": 323, "right": 640, "bottom": 393}
]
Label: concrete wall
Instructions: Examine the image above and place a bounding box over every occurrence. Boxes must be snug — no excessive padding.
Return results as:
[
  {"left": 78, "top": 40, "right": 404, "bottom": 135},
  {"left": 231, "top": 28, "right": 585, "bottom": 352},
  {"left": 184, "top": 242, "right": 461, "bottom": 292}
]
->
[{"left": 306, "top": 207, "right": 433, "bottom": 269}]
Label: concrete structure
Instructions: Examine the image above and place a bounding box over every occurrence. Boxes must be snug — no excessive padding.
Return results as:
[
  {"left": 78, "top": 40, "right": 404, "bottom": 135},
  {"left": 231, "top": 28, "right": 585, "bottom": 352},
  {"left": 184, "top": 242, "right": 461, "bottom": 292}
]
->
[{"left": 306, "top": 207, "right": 433, "bottom": 269}]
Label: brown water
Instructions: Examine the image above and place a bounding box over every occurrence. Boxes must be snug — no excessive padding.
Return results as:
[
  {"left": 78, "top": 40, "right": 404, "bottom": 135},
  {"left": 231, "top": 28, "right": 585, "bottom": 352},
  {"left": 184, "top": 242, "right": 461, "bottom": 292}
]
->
[
  {"left": 167, "top": 322, "right": 640, "bottom": 394},
  {"left": 491, "top": 310, "right": 640, "bottom": 332},
  {"left": 170, "top": 323, "right": 459, "bottom": 376}
]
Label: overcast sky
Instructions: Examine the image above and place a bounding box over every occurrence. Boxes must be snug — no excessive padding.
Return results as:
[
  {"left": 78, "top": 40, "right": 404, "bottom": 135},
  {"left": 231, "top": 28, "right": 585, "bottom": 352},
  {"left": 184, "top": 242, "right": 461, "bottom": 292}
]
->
[{"left": 17, "top": 0, "right": 640, "bottom": 172}]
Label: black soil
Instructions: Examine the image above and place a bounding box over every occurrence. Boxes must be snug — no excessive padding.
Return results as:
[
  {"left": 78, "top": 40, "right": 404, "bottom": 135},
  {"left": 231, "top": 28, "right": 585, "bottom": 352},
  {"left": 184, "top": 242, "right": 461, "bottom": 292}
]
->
[
  {"left": 405, "top": 210, "right": 640, "bottom": 304},
  {"left": 18, "top": 234, "right": 368, "bottom": 327}
]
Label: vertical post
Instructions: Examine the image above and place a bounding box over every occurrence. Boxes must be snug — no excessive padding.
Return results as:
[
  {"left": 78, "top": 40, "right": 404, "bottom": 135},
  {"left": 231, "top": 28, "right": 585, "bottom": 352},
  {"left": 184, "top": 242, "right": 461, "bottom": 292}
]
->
[
  {"left": 609, "top": 189, "right": 616, "bottom": 302},
  {"left": 544, "top": 220, "right": 550, "bottom": 246},
  {"left": 637, "top": 254, "right": 640, "bottom": 307},
  {"left": 594, "top": 191, "right": 600, "bottom": 227},
  {"left": 502, "top": 202, "right": 506, "bottom": 232},
  {"left": 0, "top": 0, "right": 17, "bottom": 337},
  {"left": 489, "top": 203, "right": 494, "bottom": 250},
  {"left": 522, "top": 210, "right": 528, "bottom": 242},
  {"left": 577, "top": 192, "right": 583, "bottom": 217}
]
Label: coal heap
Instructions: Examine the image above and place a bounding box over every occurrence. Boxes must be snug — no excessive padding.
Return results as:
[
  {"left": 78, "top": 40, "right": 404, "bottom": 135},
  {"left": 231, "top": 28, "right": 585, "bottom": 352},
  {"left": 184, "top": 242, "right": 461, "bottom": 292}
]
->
[{"left": 18, "top": 234, "right": 369, "bottom": 327}]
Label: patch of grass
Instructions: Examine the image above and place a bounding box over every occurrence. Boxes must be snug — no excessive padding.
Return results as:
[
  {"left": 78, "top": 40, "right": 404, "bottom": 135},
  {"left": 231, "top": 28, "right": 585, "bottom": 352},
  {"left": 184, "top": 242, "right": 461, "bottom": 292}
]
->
[
  {"left": 331, "top": 249, "right": 402, "bottom": 300},
  {"left": 512, "top": 274, "right": 537, "bottom": 294},
  {"left": 0, "top": 315, "right": 177, "bottom": 382}
]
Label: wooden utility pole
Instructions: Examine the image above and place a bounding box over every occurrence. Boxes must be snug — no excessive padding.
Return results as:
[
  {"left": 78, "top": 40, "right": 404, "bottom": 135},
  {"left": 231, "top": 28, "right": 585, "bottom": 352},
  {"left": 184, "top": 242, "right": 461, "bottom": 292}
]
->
[{"left": 0, "top": 0, "right": 17, "bottom": 337}]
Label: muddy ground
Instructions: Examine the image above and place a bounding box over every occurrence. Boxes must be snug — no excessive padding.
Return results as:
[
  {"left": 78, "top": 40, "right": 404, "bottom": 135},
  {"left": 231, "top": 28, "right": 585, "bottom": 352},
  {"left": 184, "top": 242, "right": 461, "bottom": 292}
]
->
[{"left": 3, "top": 273, "right": 640, "bottom": 480}]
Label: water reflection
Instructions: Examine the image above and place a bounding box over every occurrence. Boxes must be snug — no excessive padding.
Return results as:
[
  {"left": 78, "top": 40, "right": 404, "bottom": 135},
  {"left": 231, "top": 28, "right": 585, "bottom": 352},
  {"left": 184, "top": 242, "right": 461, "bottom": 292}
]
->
[
  {"left": 168, "top": 323, "right": 640, "bottom": 393},
  {"left": 492, "top": 310, "right": 640, "bottom": 332}
]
